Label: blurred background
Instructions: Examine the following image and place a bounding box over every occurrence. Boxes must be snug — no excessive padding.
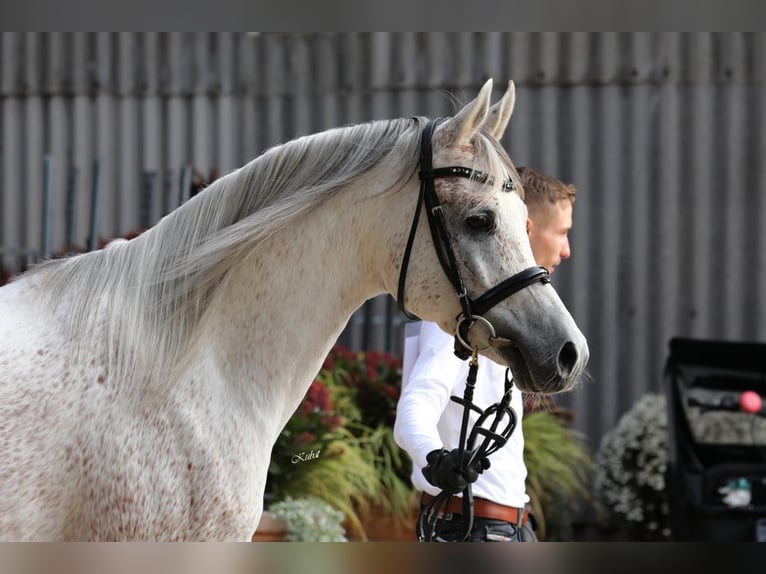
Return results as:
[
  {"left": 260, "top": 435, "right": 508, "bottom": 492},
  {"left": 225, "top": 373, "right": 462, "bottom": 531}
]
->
[{"left": 2, "top": 32, "right": 765, "bottom": 538}]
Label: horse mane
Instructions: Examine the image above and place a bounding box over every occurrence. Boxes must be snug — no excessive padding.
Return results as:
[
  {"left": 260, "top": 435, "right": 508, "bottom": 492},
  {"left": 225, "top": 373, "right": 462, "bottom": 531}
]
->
[{"left": 29, "top": 115, "right": 515, "bottom": 386}]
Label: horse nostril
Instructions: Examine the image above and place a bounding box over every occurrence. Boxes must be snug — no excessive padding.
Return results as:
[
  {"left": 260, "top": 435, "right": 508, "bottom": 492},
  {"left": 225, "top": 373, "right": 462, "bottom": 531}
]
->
[{"left": 558, "top": 341, "right": 578, "bottom": 377}]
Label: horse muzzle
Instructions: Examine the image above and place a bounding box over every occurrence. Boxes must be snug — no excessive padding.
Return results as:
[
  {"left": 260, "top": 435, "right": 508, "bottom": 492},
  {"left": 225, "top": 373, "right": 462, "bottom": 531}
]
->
[{"left": 499, "top": 336, "right": 589, "bottom": 395}]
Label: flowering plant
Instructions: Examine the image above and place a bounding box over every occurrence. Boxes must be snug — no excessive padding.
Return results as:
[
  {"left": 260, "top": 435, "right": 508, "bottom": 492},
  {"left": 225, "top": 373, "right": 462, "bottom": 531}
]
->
[
  {"left": 267, "top": 345, "right": 414, "bottom": 539},
  {"left": 592, "top": 393, "right": 671, "bottom": 540},
  {"left": 326, "top": 346, "right": 402, "bottom": 429},
  {"left": 329, "top": 346, "right": 415, "bottom": 521},
  {"left": 522, "top": 395, "right": 592, "bottom": 541},
  {"left": 268, "top": 379, "right": 346, "bottom": 481},
  {"left": 269, "top": 496, "right": 347, "bottom": 542}
]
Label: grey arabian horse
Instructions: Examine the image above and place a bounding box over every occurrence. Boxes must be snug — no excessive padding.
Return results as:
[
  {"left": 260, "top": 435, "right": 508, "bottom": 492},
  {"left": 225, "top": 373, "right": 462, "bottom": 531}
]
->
[{"left": 0, "top": 79, "right": 588, "bottom": 540}]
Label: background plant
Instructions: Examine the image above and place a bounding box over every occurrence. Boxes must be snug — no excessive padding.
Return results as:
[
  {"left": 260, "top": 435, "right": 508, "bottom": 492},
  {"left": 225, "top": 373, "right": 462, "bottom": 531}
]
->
[
  {"left": 267, "top": 376, "right": 379, "bottom": 537},
  {"left": 267, "top": 345, "right": 415, "bottom": 538},
  {"left": 326, "top": 346, "right": 414, "bottom": 517},
  {"left": 592, "top": 393, "right": 671, "bottom": 540},
  {"left": 522, "top": 396, "right": 593, "bottom": 541},
  {"left": 269, "top": 496, "right": 347, "bottom": 542}
]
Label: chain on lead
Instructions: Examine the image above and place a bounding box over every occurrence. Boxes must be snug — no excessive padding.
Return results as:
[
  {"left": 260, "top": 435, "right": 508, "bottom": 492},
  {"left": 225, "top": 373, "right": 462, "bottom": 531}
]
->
[{"left": 469, "top": 345, "right": 479, "bottom": 367}]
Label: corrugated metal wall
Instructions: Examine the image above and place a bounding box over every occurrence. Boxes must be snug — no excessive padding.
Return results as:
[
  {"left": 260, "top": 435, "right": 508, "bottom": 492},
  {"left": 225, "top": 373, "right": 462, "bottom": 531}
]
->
[{"left": 1, "top": 32, "right": 765, "bottom": 450}]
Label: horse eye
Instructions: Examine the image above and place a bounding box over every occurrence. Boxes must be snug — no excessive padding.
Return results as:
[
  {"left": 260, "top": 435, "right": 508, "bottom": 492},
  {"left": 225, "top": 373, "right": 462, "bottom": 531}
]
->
[{"left": 465, "top": 211, "right": 496, "bottom": 233}]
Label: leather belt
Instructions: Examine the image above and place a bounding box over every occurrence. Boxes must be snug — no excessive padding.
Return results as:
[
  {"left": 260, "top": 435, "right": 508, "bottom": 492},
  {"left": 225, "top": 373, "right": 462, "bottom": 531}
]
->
[{"left": 421, "top": 493, "right": 529, "bottom": 526}]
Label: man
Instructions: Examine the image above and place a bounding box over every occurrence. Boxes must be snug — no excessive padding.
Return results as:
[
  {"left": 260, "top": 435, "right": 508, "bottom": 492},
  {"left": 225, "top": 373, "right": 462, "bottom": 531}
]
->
[
  {"left": 394, "top": 165, "right": 576, "bottom": 542},
  {"left": 521, "top": 166, "right": 575, "bottom": 275}
]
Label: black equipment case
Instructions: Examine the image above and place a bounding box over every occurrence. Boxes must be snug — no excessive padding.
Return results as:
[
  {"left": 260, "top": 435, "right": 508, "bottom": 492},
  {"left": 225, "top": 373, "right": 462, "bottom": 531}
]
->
[{"left": 664, "top": 337, "right": 766, "bottom": 541}]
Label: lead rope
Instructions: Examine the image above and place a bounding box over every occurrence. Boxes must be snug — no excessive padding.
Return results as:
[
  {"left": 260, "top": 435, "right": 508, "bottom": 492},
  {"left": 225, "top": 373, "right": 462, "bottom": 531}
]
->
[{"left": 417, "top": 349, "right": 518, "bottom": 542}]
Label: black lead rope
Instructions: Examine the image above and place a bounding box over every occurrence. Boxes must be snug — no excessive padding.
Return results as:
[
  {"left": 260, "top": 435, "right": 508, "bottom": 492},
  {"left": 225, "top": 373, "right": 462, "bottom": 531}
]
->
[{"left": 416, "top": 357, "right": 518, "bottom": 542}]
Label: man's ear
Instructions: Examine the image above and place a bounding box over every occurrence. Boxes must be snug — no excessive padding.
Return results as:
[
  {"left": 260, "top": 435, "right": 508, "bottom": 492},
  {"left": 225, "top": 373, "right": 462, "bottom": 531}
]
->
[{"left": 526, "top": 217, "right": 532, "bottom": 236}]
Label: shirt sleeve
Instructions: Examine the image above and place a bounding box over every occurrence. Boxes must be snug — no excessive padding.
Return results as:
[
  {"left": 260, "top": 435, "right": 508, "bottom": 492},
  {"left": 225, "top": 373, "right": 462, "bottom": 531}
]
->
[{"left": 393, "top": 321, "right": 464, "bottom": 470}]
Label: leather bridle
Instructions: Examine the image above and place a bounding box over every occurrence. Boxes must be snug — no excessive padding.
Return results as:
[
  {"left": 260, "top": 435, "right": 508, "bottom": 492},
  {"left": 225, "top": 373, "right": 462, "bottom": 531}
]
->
[{"left": 397, "top": 118, "right": 551, "bottom": 359}]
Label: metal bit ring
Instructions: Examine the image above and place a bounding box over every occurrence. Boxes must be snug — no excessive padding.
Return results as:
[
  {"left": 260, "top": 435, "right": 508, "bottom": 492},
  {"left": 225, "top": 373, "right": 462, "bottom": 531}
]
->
[{"left": 455, "top": 315, "right": 496, "bottom": 353}]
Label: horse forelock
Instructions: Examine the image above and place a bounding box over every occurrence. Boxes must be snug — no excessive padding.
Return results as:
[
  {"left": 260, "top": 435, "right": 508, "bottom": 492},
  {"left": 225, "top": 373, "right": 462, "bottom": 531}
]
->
[{"left": 29, "top": 117, "right": 423, "bottom": 386}]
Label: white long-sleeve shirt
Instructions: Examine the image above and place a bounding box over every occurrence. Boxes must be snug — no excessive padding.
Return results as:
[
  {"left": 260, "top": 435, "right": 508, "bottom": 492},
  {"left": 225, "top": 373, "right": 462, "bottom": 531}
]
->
[{"left": 394, "top": 321, "right": 528, "bottom": 507}]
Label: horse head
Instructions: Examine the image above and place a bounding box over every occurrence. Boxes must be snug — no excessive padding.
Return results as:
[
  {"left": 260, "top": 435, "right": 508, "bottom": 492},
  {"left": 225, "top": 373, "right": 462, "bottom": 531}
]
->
[{"left": 398, "top": 79, "right": 589, "bottom": 394}]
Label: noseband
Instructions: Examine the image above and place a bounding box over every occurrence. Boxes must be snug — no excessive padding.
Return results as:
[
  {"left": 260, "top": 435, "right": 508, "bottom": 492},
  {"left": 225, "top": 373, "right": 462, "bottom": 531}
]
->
[{"left": 397, "top": 118, "right": 551, "bottom": 360}]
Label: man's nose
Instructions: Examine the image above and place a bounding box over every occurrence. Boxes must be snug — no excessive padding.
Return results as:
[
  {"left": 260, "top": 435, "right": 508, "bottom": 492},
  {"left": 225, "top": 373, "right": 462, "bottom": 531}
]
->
[{"left": 561, "top": 237, "right": 571, "bottom": 259}]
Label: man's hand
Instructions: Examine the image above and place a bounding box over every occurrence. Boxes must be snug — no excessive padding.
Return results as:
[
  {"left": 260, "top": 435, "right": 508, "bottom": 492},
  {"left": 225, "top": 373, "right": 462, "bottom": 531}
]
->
[{"left": 422, "top": 448, "right": 488, "bottom": 494}]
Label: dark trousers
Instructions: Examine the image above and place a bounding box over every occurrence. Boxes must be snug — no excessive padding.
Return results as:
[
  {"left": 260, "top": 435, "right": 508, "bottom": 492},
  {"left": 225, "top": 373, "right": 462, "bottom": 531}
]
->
[{"left": 423, "top": 513, "right": 538, "bottom": 542}]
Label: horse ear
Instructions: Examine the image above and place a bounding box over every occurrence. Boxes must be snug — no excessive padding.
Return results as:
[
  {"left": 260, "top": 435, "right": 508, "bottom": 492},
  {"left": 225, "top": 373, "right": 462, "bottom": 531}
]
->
[
  {"left": 483, "top": 80, "right": 516, "bottom": 140},
  {"left": 448, "top": 78, "right": 494, "bottom": 145}
]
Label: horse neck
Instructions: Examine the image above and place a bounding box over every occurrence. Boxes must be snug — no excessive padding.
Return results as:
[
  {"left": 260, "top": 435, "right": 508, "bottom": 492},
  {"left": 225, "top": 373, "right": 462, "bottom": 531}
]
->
[{"left": 193, "top": 180, "right": 414, "bottom": 419}]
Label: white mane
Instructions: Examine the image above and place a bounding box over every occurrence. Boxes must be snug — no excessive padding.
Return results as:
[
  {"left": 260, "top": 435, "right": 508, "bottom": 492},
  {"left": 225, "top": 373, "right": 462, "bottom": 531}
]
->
[
  {"left": 29, "top": 117, "right": 427, "bottom": 387},
  {"left": 25, "top": 112, "right": 518, "bottom": 392}
]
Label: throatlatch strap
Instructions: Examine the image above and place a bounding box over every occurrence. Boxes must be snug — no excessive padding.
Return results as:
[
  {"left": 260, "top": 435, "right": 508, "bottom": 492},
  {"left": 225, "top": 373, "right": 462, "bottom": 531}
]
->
[
  {"left": 397, "top": 177, "right": 427, "bottom": 321},
  {"left": 397, "top": 118, "right": 444, "bottom": 321}
]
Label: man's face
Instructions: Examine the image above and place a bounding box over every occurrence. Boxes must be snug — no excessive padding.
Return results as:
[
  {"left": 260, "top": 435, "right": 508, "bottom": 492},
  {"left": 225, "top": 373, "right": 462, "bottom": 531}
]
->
[{"left": 527, "top": 199, "right": 573, "bottom": 274}]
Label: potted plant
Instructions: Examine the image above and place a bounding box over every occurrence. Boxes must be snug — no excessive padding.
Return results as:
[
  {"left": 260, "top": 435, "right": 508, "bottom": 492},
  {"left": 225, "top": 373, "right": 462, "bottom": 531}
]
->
[
  {"left": 266, "top": 345, "right": 417, "bottom": 540},
  {"left": 522, "top": 395, "right": 593, "bottom": 541},
  {"left": 592, "top": 393, "right": 671, "bottom": 540},
  {"left": 326, "top": 346, "right": 417, "bottom": 529},
  {"left": 266, "top": 377, "right": 379, "bottom": 538},
  {"left": 268, "top": 496, "right": 347, "bottom": 542}
]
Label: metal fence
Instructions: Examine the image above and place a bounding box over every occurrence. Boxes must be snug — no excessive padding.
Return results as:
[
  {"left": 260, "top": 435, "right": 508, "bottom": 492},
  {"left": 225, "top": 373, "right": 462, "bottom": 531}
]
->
[{"left": 2, "top": 32, "right": 766, "bottom": 452}]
